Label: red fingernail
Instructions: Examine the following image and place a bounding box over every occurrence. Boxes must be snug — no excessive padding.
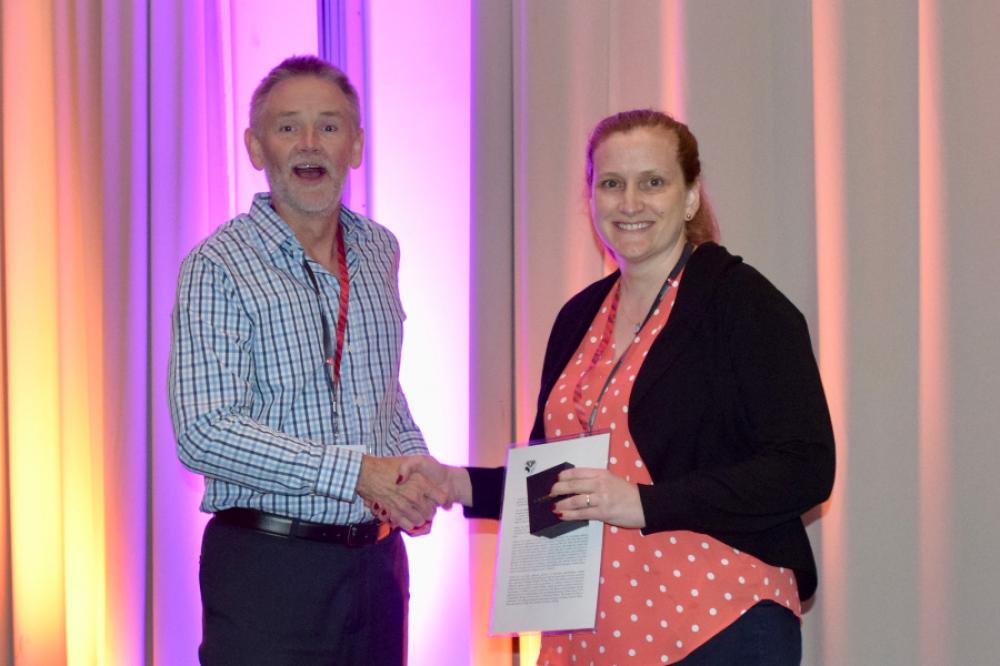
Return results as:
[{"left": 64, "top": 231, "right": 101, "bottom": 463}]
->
[
  {"left": 373, "top": 503, "right": 380, "bottom": 510},
  {"left": 381, "top": 510, "right": 387, "bottom": 516},
  {"left": 551, "top": 503, "right": 558, "bottom": 511},
  {"left": 555, "top": 512, "right": 563, "bottom": 518},
  {"left": 396, "top": 475, "right": 403, "bottom": 484}
]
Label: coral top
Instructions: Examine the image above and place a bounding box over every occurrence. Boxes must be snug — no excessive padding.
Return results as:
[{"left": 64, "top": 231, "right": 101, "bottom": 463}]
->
[{"left": 536, "top": 274, "right": 800, "bottom": 665}]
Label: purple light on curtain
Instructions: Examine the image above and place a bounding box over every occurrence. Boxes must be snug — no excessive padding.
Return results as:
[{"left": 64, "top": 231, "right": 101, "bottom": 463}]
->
[{"left": 100, "top": 1, "right": 150, "bottom": 661}]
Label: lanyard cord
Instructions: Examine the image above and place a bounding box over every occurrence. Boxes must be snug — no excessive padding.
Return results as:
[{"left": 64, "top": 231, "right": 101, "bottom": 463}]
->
[
  {"left": 302, "top": 221, "right": 350, "bottom": 435},
  {"left": 576, "top": 243, "right": 694, "bottom": 433}
]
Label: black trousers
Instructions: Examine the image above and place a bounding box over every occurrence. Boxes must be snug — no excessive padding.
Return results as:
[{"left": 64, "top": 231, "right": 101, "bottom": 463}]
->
[{"left": 198, "top": 515, "right": 409, "bottom": 666}]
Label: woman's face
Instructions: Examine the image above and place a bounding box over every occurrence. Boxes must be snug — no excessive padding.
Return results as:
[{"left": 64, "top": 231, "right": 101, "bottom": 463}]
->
[{"left": 589, "top": 126, "right": 699, "bottom": 275}]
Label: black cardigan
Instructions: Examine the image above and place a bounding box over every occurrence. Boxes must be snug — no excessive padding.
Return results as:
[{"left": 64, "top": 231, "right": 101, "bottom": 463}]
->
[{"left": 466, "top": 243, "right": 835, "bottom": 600}]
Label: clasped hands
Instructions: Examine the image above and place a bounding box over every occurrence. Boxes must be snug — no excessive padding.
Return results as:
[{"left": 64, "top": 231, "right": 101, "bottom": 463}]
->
[{"left": 357, "top": 454, "right": 645, "bottom": 536}]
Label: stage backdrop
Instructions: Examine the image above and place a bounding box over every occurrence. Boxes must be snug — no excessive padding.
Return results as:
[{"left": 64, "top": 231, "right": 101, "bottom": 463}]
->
[{"left": 3, "top": 1, "right": 1000, "bottom": 665}]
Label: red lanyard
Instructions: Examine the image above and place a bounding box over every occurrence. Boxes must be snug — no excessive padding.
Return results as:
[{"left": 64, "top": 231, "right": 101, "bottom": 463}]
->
[{"left": 303, "top": 222, "right": 350, "bottom": 430}]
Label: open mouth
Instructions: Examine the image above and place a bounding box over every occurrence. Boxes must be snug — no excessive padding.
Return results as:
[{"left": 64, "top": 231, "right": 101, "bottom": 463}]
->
[{"left": 292, "top": 164, "right": 328, "bottom": 180}]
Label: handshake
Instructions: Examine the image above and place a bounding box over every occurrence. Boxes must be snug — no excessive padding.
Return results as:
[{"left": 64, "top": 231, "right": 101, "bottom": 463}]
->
[{"left": 355, "top": 454, "right": 472, "bottom": 536}]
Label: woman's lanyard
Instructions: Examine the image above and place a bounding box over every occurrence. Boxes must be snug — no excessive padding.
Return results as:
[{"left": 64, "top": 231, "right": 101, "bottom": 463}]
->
[
  {"left": 575, "top": 243, "right": 694, "bottom": 433},
  {"left": 302, "top": 222, "right": 350, "bottom": 436}
]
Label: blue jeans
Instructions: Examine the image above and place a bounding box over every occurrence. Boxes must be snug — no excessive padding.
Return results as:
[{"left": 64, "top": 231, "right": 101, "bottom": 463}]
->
[{"left": 679, "top": 601, "right": 802, "bottom": 665}]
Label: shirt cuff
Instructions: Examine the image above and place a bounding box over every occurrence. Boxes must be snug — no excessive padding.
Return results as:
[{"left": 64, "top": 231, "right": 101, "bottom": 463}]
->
[{"left": 315, "top": 445, "right": 365, "bottom": 502}]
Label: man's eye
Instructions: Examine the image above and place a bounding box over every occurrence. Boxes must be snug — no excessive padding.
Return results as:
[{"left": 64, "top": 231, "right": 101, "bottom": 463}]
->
[
  {"left": 323, "top": 124, "right": 338, "bottom": 133},
  {"left": 648, "top": 177, "right": 664, "bottom": 187},
  {"left": 599, "top": 179, "right": 621, "bottom": 189},
  {"left": 278, "top": 125, "right": 294, "bottom": 133}
]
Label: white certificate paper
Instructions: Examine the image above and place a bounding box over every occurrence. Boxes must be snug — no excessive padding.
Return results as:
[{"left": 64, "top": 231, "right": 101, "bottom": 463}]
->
[{"left": 489, "top": 432, "right": 610, "bottom": 635}]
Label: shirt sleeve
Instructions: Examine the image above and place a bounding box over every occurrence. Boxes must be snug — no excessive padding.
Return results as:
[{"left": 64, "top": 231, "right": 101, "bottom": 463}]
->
[
  {"left": 168, "top": 252, "right": 362, "bottom": 502},
  {"left": 388, "top": 383, "right": 429, "bottom": 456}
]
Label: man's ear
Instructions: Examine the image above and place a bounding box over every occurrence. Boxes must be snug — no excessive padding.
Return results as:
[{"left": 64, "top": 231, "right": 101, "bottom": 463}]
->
[
  {"left": 245, "top": 128, "right": 265, "bottom": 171},
  {"left": 350, "top": 127, "right": 365, "bottom": 169}
]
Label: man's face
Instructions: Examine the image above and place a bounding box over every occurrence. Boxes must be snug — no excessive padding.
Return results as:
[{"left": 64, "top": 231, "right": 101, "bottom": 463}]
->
[{"left": 246, "top": 75, "right": 363, "bottom": 221}]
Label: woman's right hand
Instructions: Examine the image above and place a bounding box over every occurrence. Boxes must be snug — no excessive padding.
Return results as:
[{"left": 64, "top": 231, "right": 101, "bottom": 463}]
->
[{"left": 396, "top": 456, "right": 473, "bottom": 509}]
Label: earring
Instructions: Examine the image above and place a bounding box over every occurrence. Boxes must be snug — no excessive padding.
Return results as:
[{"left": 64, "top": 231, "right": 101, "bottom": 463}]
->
[{"left": 685, "top": 212, "right": 693, "bottom": 221}]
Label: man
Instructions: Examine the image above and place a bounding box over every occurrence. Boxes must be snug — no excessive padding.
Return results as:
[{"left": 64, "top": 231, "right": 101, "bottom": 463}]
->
[{"left": 168, "top": 55, "right": 444, "bottom": 665}]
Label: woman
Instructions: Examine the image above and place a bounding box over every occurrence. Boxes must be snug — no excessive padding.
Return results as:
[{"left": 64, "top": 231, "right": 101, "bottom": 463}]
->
[{"left": 402, "top": 109, "right": 835, "bottom": 664}]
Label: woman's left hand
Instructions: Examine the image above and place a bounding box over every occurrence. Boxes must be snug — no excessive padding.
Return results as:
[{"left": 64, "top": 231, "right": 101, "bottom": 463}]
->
[{"left": 549, "top": 467, "right": 646, "bottom": 529}]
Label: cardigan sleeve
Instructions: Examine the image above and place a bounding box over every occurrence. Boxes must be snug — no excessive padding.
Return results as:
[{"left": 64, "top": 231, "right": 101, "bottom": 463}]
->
[
  {"left": 462, "top": 466, "right": 505, "bottom": 519},
  {"left": 639, "top": 266, "right": 836, "bottom": 535}
]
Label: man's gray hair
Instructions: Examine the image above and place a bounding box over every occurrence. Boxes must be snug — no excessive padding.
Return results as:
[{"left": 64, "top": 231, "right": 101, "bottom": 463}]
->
[{"left": 249, "top": 55, "right": 360, "bottom": 133}]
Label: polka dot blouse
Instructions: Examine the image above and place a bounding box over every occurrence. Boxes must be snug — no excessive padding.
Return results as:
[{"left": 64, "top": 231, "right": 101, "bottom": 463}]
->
[{"left": 537, "top": 275, "right": 800, "bottom": 665}]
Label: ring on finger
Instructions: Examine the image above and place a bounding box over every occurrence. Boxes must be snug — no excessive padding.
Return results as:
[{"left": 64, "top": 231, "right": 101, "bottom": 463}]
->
[{"left": 585, "top": 494, "right": 592, "bottom": 508}]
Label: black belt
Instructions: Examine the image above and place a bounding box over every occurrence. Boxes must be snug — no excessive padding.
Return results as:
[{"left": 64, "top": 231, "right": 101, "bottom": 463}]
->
[{"left": 214, "top": 508, "right": 393, "bottom": 547}]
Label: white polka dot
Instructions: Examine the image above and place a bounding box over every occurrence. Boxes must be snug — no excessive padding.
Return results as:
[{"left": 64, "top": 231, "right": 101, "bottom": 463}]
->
[
  {"left": 776, "top": 589, "right": 782, "bottom": 597},
  {"left": 622, "top": 405, "right": 629, "bottom": 413},
  {"left": 734, "top": 548, "right": 741, "bottom": 554},
  {"left": 661, "top": 656, "right": 669, "bottom": 664},
  {"left": 643, "top": 564, "right": 650, "bottom": 572},
  {"left": 600, "top": 576, "right": 605, "bottom": 584},
  {"left": 707, "top": 572, "right": 716, "bottom": 580},
  {"left": 701, "top": 541, "right": 710, "bottom": 550},
  {"left": 601, "top": 307, "right": 607, "bottom": 314},
  {"left": 709, "top": 608, "right": 718, "bottom": 616},
  {"left": 690, "top": 589, "right": 699, "bottom": 597},
  {"left": 675, "top": 604, "right": 684, "bottom": 613},
  {"left": 721, "top": 558, "right": 729, "bottom": 566},
  {"left": 571, "top": 656, "right": 576, "bottom": 663},
  {"left": 585, "top": 399, "right": 592, "bottom": 406},
  {"left": 676, "top": 640, "right": 683, "bottom": 649},
  {"left": 724, "top": 592, "right": 733, "bottom": 600},
  {"left": 629, "top": 374, "right": 636, "bottom": 381},
  {"left": 624, "top": 440, "right": 631, "bottom": 448},
  {"left": 581, "top": 640, "right": 587, "bottom": 648},
  {"left": 754, "top": 594, "right": 760, "bottom": 601},
  {"left": 612, "top": 560, "right": 620, "bottom": 568},
  {"left": 634, "top": 459, "right": 643, "bottom": 468},
  {"left": 646, "top": 599, "right": 653, "bottom": 607},
  {"left": 628, "top": 649, "right": 636, "bottom": 657},
  {"left": 599, "top": 645, "right": 606, "bottom": 653},
  {"left": 610, "top": 526, "right": 618, "bottom": 534},
  {"left": 628, "top": 544, "right": 636, "bottom": 552},
  {"left": 646, "top": 634, "right": 654, "bottom": 643},
  {"left": 738, "top": 576, "right": 746, "bottom": 584},
  {"left": 610, "top": 422, "right": 617, "bottom": 430},
  {"left": 555, "top": 429, "right": 562, "bottom": 436},
  {"left": 560, "top": 396, "right": 567, "bottom": 404},
  {"left": 691, "top": 624, "right": 700, "bottom": 633},
  {"left": 672, "top": 569, "right": 681, "bottom": 578},
  {"left": 613, "top": 630, "right": 621, "bottom": 638},
  {"left": 630, "top": 579, "right": 638, "bottom": 587},
  {"left": 566, "top": 413, "right": 574, "bottom": 421},
  {"left": 600, "top": 611, "right": 606, "bottom": 619},
  {"left": 614, "top": 595, "right": 622, "bottom": 603},
  {"left": 655, "top": 550, "right": 663, "bottom": 558},
  {"left": 609, "top": 456, "right": 618, "bottom": 464},
  {"left": 687, "top": 554, "right": 696, "bottom": 562},
  {"left": 633, "top": 336, "right": 641, "bottom": 343},
  {"left": 652, "top": 327, "right": 659, "bottom": 334},
  {"left": 546, "top": 413, "right": 552, "bottom": 421},
  {"left": 779, "top": 567, "right": 786, "bottom": 573},
  {"left": 660, "top": 619, "right": 668, "bottom": 628},
  {"left": 557, "top": 646, "right": 563, "bottom": 654},
  {"left": 630, "top": 614, "right": 638, "bottom": 622},
  {"left": 613, "top": 389, "right": 620, "bottom": 396},
  {"left": 590, "top": 336, "right": 598, "bottom": 343},
  {"left": 659, "top": 584, "right": 667, "bottom": 593},
  {"left": 602, "top": 406, "right": 608, "bottom": 412},
  {"left": 764, "top": 577, "right": 770, "bottom": 586},
  {"left": 669, "top": 536, "right": 677, "bottom": 544}
]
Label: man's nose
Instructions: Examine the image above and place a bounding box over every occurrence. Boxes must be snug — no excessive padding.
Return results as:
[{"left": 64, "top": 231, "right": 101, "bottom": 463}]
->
[{"left": 298, "top": 127, "right": 319, "bottom": 150}]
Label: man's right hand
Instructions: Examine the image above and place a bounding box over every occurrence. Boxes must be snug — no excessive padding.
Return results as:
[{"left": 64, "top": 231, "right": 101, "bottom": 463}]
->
[
  {"left": 355, "top": 455, "right": 449, "bottom": 531},
  {"left": 396, "top": 456, "right": 472, "bottom": 508}
]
